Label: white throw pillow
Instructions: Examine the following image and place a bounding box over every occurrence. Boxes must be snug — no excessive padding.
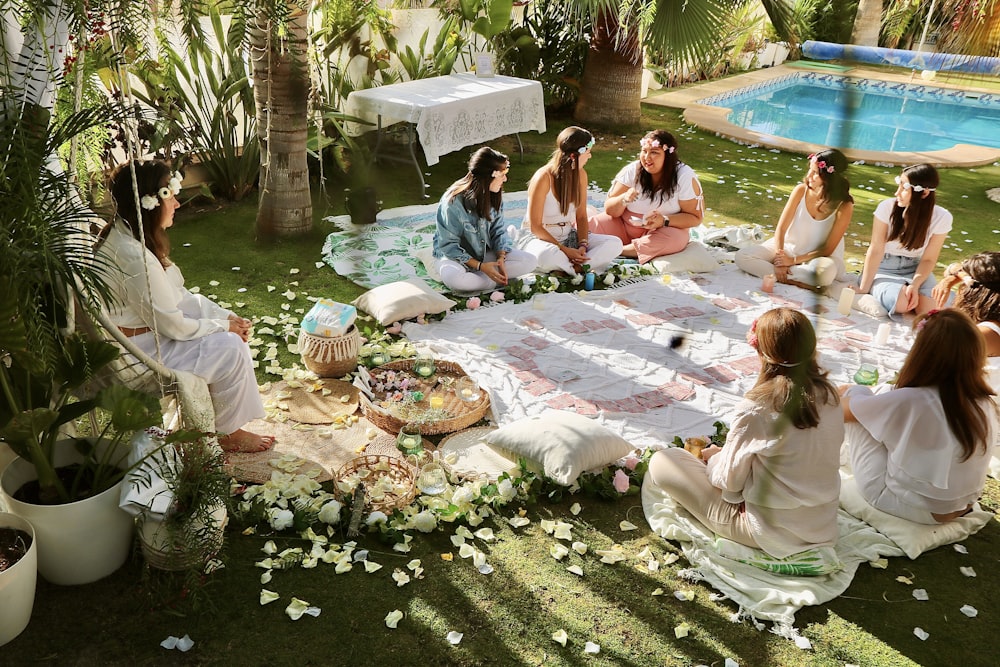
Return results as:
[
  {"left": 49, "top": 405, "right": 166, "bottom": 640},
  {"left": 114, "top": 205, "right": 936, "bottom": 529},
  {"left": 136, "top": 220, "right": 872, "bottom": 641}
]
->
[
  {"left": 649, "top": 241, "right": 718, "bottom": 274},
  {"left": 839, "top": 475, "right": 991, "bottom": 559},
  {"left": 352, "top": 278, "right": 454, "bottom": 325},
  {"left": 485, "top": 409, "right": 633, "bottom": 485},
  {"left": 414, "top": 246, "right": 442, "bottom": 283}
]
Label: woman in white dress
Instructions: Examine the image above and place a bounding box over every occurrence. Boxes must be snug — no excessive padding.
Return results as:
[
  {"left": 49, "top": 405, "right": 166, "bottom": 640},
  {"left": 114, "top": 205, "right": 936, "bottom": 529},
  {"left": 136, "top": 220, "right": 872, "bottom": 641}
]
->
[
  {"left": 648, "top": 308, "right": 843, "bottom": 558},
  {"left": 95, "top": 160, "right": 274, "bottom": 453},
  {"left": 856, "top": 164, "right": 951, "bottom": 318},
  {"left": 518, "top": 126, "right": 622, "bottom": 275},
  {"left": 735, "top": 149, "right": 853, "bottom": 290},
  {"left": 842, "top": 309, "right": 996, "bottom": 523}
]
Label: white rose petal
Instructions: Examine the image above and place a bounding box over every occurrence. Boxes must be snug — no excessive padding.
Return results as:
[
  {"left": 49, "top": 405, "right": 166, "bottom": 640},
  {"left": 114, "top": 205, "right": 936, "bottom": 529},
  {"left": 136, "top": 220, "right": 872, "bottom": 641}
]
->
[
  {"left": 960, "top": 566, "right": 977, "bottom": 577},
  {"left": 651, "top": 588, "right": 664, "bottom": 596},
  {"left": 550, "top": 543, "right": 570, "bottom": 561},
  {"left": 540, "top": 519, "right": 556, "bottom": 534},
  {"left": 619, "top": 520, "right": 638, "bottom": 531},
  {"left": 567, "top": 564, "right": 584, "bottom": 577},
  {"left": 571, "top": 541, "right": 588, "bottom": 555},
  {"left": 392, "top": 569, "right": 411, "bottom": 587},
  {"left": 508, "top": 517, "right": 530, "bottom": 528},
  {"left": 552, "top": 629, "right": 568, "bottom": 646},
  {"left": 260, "top": 570, "right": 272, "bottom": 584},
  {"left": 960, "top": 604, "right": 978, "bottom": 617},
  {"left": 364, "top": 561, "right": 383, "bottom": 573},
  {"left": 725, "top": 659, "right": 740, "bottom": 667},
  {"left": 913, "top": 589, "right": 929, "bottom": 601},
  {"left": 175, "top": 635, "right": 194, "bottom": 652},
  {"left": 584, "top": 641, "right": 601, "bottom": 654},
  {"left": 569, "top": 502, "right": 582, "bottom": 515},
  {"left": 647, "top": 559, "right": 660, "bottom": 572},
  {"left": 450, "top": 534, "right": 466, "bottom": 547},
  {"left": 914, "top": 627, "right": 929, "bottom": 641},
  {"left": 385, "top": 610, "right": 404, "bottom": 628},
  {"left": 478, "top": 563, "right": 494, "bottom": 575},
  {"left": 553, "top": 521, "right": 574, "bottom": 541},
  {"left": 260, "top": 589, "right": 280, "bottom": 605},
  {"left": 869, "top": 558, "right": 888, "bottom": 569},
  {"left": 674, "top": 622, "right": 690, "bottom": 639},
  {"left": 954, "top": 544, "right": 969, "bottom": 554},
  {"left": 597, "top": 549, "right": 626, "bottom": 564},
  {"left": 458, "top": 543, "right": 476, "bottom": 559},
  {"left": 455, "top": 526, "right": 474, "bottom": 539},
  {"left": 407, "top": 559, "right": 422, "bottom": 571},
  {"left": 793, "top": 635, "right": 812, "bottom": 650},
  {"left": 446, "top": 631, "right": 464, "bottom": 645},
  {"left": 674, "top": 590, "right": 695, "bottom": 601},
  {"left": 285, "top": 597, "right": 311, "bottom": 620},
  {"left": 474, "top": 528, "right": 495, "bottom": 541},
  {"left": 262, "top": 540, "right": 277, "bottom": 555}
]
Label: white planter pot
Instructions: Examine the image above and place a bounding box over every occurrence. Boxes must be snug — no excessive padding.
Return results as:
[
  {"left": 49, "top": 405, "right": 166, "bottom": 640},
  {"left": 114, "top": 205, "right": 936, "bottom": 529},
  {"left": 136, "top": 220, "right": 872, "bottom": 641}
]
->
[
  {"left": 0, "top": 442, "right": 134, "bottom": 586},
  {"left": 138, "top": 504, "right": 227, "bottom": 571},
  {"left": 0, "top": 512, "right": 37, "bottom": 647}
]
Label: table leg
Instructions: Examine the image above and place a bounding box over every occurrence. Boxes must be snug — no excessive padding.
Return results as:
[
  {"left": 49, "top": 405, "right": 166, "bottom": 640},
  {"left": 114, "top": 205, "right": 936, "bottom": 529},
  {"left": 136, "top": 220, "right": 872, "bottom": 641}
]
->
[
  {"left": 514, "top": 132, "right": 524, "bottom": 160},
  {"left": 371, "top": 115, "right": 427, "bottom": 194}
]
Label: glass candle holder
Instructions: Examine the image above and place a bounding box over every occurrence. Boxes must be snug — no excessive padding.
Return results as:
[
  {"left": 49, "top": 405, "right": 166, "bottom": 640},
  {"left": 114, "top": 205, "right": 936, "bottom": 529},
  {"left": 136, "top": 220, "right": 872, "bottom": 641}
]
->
[
  {"left": 416, "top": 461, "right": 448, "bottom": 496},
  {"left": 428, "top": 395, "right": 445, "bottom": 410},
  {"left": 853, "top": 363, "right": 879, "bottom": 386},
  {"left": 761, "top": 274, "right": 775, "bottom": 293},
  {"left": 454, "top": 377, "right": 482, "bottom": 402},
  {"left": 413, "top": 353, "right": 436, "bottom": 378},
  {"left": 369, "top": 351, "right": 389, "bottom": 366},
  {"left": 396, "top": 423, "right": 423, "bottom": 456}
]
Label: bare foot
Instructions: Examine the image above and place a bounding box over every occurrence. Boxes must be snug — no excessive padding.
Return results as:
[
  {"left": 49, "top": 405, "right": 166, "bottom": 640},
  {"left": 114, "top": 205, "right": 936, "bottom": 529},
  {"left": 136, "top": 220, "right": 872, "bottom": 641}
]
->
[{"left": 219, "top": 429, "right": 276, "bottom": 453}]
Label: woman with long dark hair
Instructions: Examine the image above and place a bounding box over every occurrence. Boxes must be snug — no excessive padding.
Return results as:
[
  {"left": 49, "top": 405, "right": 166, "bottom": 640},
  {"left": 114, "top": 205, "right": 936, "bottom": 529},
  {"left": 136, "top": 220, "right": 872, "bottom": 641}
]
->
[{"left": 432, "top": 147, "right": 536, "bottom": 292}]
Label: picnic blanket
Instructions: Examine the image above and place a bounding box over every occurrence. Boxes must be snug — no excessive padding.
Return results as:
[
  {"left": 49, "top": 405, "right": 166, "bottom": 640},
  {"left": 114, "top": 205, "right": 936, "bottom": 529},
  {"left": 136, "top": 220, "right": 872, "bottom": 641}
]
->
[
  {"left": 402, "top": 264, "right": 915, "bottom": 447},
  {"left": 321, "top": 189, "right": 607, "bottom": 290}
]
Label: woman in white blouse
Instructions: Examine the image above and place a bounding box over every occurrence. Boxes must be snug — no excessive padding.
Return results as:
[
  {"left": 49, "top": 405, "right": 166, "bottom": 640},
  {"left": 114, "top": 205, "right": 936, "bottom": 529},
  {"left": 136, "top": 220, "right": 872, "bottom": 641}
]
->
[
  {"left": 842, "top": 309, "right": 996, "bottom": 523},
  {"left": 95, "top": 160, "right": 274, "bottom": 453}
]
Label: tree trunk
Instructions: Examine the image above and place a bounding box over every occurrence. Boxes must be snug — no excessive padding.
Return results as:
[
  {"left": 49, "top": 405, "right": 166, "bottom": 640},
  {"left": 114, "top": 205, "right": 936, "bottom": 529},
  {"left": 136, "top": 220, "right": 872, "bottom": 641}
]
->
[
  {"left": 250, "top": 6, "right": 312, "bottom": 238},
  {"left": 851, "top": 0, "right": 883, "bottom": 47},
  {"left": 574, "top": 10, "right": 643, "bottom": 127}
]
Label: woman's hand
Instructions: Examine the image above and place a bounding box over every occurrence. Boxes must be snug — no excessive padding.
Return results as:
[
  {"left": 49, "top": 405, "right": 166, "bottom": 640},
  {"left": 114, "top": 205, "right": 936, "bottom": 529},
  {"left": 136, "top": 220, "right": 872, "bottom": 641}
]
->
[
  {"left": 772, "top": 249, "right": 794, "bottom": 268},
  {"left": 700, "top": 444, "right": 722, "bottom": 463},
  {"left": 641, "top": 211, "right": 667, "bottom": 231},
  {"left": 932, "top": 271, "right": 962, "bottom": 308},
  {"left": 228, "top": 316, "right": 251, "bottom": 342},
  {"left": 561, "top": 244, "right": 588, "bottom": 267},
  {"left": 622, "top": 187, "right": 639, "bottom": 205},
  {"left": 482, "top": 261, "right": 508, "bottom": 286},
  {"left": 902, "top": 283, "right": 920, "bottom": 312}
]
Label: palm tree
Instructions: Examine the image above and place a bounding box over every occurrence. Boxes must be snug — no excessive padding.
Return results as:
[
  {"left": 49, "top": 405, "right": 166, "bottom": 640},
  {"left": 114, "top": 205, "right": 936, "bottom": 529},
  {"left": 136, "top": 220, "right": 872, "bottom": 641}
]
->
[
  {"left": 852, "top": 0, "right": 883, "bottom": 46},
  {"left": 573, "top": 0, "right": 799, "bottom": 127}
]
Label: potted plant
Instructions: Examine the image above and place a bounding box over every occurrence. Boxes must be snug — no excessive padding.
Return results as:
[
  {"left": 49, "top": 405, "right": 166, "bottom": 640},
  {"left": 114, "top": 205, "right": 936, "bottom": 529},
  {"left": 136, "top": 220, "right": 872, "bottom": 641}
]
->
[{"left": 0, "top": 512, "right": 36, "bottom": 647}]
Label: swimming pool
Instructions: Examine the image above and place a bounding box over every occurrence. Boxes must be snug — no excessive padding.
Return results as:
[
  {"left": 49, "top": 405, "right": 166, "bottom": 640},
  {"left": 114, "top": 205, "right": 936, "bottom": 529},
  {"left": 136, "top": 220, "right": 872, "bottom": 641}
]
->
[{"left": 697, "top": 72, "right": 1000, "bottom": 153}]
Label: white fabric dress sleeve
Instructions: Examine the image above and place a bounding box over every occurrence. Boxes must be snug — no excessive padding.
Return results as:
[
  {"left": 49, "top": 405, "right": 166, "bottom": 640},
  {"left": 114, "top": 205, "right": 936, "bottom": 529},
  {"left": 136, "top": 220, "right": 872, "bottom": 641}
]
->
[{"left": 706, "top": 403, "right": 772, "bottom": 505}]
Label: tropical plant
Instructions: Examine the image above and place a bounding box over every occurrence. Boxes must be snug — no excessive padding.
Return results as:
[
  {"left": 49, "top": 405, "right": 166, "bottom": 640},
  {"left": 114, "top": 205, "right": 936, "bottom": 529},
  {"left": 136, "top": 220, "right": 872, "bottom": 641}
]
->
[{"left": 396, "top": 19, "right": 462, "bottom": 81}]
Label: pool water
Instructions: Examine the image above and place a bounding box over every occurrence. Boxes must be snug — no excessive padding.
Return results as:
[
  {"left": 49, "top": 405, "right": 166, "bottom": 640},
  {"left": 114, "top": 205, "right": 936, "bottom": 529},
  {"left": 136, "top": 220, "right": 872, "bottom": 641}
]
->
[{"left": 699, "top": 73, "right": 1000, "bottom": 152}]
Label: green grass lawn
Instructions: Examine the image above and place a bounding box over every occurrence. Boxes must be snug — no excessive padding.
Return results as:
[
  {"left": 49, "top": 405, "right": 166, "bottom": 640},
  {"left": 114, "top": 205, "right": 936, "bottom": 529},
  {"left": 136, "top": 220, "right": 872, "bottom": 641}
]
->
[{"left": 5, "top": 104, "right": 1000, "bottom": 666}]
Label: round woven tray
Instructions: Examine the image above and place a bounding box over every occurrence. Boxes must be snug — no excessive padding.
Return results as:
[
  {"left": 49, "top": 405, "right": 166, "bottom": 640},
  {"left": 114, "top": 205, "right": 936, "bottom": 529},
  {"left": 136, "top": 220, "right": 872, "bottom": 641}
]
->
[
  {"left": 334, "top": 454, "right": 416, "bottom": 513},
  {"left": 360, "top": 359, "right": 490, "bottom": 435}
]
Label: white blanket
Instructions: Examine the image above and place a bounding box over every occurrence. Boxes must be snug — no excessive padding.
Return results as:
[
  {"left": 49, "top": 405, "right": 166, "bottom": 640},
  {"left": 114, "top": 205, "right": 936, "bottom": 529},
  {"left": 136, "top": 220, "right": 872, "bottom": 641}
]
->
[{"left": 404, "top": 263, "right": 914, "bottom": 449}]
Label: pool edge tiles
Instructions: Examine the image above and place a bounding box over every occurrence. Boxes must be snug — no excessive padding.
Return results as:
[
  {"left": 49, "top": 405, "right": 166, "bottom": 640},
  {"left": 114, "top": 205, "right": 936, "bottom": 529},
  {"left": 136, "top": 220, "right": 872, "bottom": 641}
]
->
[{"left": 644, "top": 64, "right": 1000, "bottom": 167}]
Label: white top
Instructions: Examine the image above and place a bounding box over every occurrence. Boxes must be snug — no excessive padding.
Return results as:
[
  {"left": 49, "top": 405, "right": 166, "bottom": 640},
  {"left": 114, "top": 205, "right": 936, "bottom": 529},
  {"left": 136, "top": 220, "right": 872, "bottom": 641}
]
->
[
  {"left": 707, "top": 398, "right": 844, "bottom": 558},
  {"left": 874, "top": 198, "right": 953, "bottom": 258},
  {"left": 612, "top": 161, "right": 702, "bottom": 219},
  {"left": 848, "top": 384, "right": 994, "bottom": 512},
  {"left": 521, "top": 186, "right": 576, "bottom": 243},
  {"left": 96, "top": 221, "right": 232, "bottom": 341},
  {"left": 783, "top": 195, "right": 846, "bottom": 267}
]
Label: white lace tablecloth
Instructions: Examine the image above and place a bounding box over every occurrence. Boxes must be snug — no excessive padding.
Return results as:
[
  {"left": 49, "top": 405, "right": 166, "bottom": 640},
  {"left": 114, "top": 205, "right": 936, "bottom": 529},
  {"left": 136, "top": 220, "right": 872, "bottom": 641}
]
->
[{"left": 344, "top": 73, "right": 546, "bottom": 165}]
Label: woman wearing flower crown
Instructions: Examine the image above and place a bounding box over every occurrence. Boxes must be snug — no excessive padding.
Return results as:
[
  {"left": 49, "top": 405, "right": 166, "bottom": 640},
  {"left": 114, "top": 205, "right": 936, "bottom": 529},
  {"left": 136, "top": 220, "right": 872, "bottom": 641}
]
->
[
  {"left": 433, "top": 146, "right": 536, "bottom": 292},
  {"left": 842, "top": 309, "right": 997, "bottom": 523},
  {"left": 590, "top": 129, "right": 703, "bottom": 263},
  {"left": 856, "top": 164, "right": 952, "bottom": 317},
  {"left": 735, "top": 149, "right": 853, "bottom": 290},
  {"left": 95, "top": 160, "right": 275, "bottom": 453},
  {"left": 648, "top": 308, "right": 843, "bottom": 558},
  {"left": 517, "top": 127, "right": 622, "bottom": 275}
]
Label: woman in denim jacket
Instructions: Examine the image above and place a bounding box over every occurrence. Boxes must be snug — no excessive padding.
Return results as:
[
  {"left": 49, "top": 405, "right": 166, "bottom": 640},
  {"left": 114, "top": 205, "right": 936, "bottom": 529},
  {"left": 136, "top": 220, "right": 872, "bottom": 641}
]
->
[{"left": 433, "top": 147, "right": 536, "bottom": 292}]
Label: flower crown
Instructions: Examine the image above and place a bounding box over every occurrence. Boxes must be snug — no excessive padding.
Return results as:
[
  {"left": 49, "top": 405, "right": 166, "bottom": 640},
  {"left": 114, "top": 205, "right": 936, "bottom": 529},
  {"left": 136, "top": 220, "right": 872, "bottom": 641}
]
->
[
  {"left": 808, "top": 154, "right": 835, "bottom": 174},
  {"left": 894, "top": 175, "right": 936, "bottom": 193},
  {"left": 915, "top": 309, "right": 941, "bottom": 332},
  {"left": 491, "top": 164, "right": 510, "bottom": 179},
  {"left": 639, "top": 137, "right": 675, "bottom": 153},
  {"left": 578, "top": 138, "right": 596, "bottom": 155},
  {"left": 746, "top": 318, "right": 800, "bottom": 367},
  {"left": 140, "top": 172, "right": 183, "bottom": 211}
]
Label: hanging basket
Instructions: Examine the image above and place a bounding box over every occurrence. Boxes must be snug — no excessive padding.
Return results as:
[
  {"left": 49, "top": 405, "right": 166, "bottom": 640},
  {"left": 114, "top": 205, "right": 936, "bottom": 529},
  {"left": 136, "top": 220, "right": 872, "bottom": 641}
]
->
[{"left": 298, "top": 326, "right": 360, "bottom": 378}]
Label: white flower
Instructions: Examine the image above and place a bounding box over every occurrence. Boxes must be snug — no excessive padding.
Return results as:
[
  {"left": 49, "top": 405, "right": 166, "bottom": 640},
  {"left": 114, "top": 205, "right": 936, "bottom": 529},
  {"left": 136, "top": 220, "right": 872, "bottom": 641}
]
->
[
  {"left": 385, "top": 610, "right": 404, "bottom": 628},
  {"left": 411, "top": 510, "right": 438, "bottom": 533},
  {"left": 548, "top": 276, "right": 559, "bottom": 288},
  {"left": 268, "top": 508, "right": 294, "bottom": 531},
  {"left": 169, "top": 172, "right": 183, "bottom": 195},
  {"left": 571, "top": 274, "right": 584, "bottom": 285},
  {"left": 140, "top": 194, "right": 159, "bottom": 210},
  {"left": 603, "top": 273, "right": 616, "bottom": 286},
  {"left": 318, "top": 500, "right": 343, "bottom": 524},
  {"left": 497, "top": 478, "right": 516, "bottom": 501}
]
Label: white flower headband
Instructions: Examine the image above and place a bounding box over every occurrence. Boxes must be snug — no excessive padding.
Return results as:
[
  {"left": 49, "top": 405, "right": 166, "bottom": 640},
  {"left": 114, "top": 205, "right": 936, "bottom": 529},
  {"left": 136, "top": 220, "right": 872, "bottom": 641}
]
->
[
  {"left": 895, "top": 175, "right": 936, "bottom": 193},
  {"left": 578, "top": 138, "right": 596, "bottom": 154},
  {"left": 491, "top": 164, "right": 510, "bottom": 179},
  {"left": 639, "top": 137, "right": 675, "bottom": 153},
  {"left": 140, "top": 171, "right": 183, "bottom": 211}
]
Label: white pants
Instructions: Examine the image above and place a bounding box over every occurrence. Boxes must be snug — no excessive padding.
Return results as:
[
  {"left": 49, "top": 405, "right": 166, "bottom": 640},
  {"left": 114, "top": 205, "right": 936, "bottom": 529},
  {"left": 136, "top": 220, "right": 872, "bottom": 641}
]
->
[
  {"left": 735, "top": 242, "right": 842, "bottom": 288},
  {"left": 436, "top": 249, "right": 536, "bottom": 293},
  {"left": 520, "top": 233, "right": 623, "bottom": 275},
  {"left": 133, "top": 331, "right": 265, "bottom": 435}
]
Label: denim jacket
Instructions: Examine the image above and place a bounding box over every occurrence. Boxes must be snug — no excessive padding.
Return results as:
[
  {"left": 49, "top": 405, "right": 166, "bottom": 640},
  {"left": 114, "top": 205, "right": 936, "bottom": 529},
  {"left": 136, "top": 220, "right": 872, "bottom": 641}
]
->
[{"left": 432, "top": 190, "right": 512, "bottom": 264}]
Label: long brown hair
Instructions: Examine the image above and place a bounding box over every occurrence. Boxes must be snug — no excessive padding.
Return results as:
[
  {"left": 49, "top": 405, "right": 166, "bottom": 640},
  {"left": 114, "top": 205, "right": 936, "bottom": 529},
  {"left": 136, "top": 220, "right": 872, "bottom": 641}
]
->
[
  {"left": 954, "top": 252, "right": 1000, "bottom": 324},
  {"left": 898, "top": 308, "right": 994, "bottom": 461},
  {"left": 745, "top": 308, "right": 838, "bottom": 429},
  {"left": 98, "top": 160, "right": 175, "bottom": 268},
  {"left": 546, "top": 126, "right": 592, "bottom": 216},
  {"left": 447, "top": 147, "right": 508, "bottom": 221},
  {"left": 636, "top": 129, "right": 683, "bottom": 203},
  {"left": 807, "top": 148, "right": 852, "bottom": 211},
  {"left": 887, "top": 163, "right": 939, "bottom": 251}
]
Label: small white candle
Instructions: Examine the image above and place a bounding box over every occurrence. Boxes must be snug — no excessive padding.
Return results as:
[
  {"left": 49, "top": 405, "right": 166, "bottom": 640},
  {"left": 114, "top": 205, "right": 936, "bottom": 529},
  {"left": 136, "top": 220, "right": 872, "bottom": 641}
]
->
[
  {"left": 875, "top": 323, "right": 891, "bottom": 346},
  {"left": 837, "top": 287, "right": 855, "bottom": 316}
]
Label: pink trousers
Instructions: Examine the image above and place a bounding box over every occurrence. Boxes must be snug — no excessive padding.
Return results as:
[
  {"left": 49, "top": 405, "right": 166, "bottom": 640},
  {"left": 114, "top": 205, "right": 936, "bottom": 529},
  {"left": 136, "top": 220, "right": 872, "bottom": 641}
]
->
[{"left": 590, "top": 211, "right": 690, "bottom": 264}]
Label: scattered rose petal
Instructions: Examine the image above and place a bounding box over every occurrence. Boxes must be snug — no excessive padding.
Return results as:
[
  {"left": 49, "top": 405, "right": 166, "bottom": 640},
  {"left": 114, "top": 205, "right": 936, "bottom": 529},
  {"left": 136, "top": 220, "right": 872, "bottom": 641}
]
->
[
  {"left": 571, "top": 541, "right": 588, "bottom": 555},
  {"left": 960, "top": 566, "right": 977, "bottom": 577},
  {"left": 914, "top": 627, "right": 929, "bottom": 641},
  {"left": 552, "top": 629, "right": 568, "bottom": 646},
  {"left": 674, "top": 622, "right": 690, "bottom": 638},
  {"left": 474, "top": 528, "right": 495, "bottom": 541},
  {"left": 567, "top": 564, "right": 584, "bottom": 577},
  {"left": 619, "top": 520, "right": 638, "bottom": 531},
  {"left": 793, "top": 635, "right": 812, "bottom": 650},
  {"left": 385, "top": 610, "right": 403, "bottom": 628},
  {"left": 869, "top": 558, "right": 888, "bottom": 569},
  {"left": 647, "top": 559, "right": 660, "bottom": 572},
  {"left": 364, "top": 561, "right": 383, "bottom": 573},
  {"left": 597, "top": 548, "right": 626, "bottom": 564},
  {"left": 652, "top": 588, "right": 664, "bottom": 596},
  {"left": 478, "top": 563, "right": 494, "bottom": 575},
  {"left": 392, "top": 569, "right": 411, "bottom": 587},
  {"left": 663, "top": 553, "right": 680, "bottom": 565},
  {"left": 896, "top": 576, "right": 913, "bottom": 585},
  {"left": 508, "top": 517, "right": 530, "bottom": 528},
  {"left": 550, "top": 543, "right": 570, "bottom": 561},
  {"left": 260, "top": 589, "right": 280, "bottom": 605},
  {"left": 612, "top": 469, "right": 630, "bottom": 493},
  {"left": 175, "top": 635, "right": 194, "bottom": 652},
  {"left": 954, "top": 544, "right": 969, "bottom": 554},
  {"left": 459, "top": 543, "right": 476, "bottom": 559},
  {"left": 553, "top": 521, "right": 573, "bottom": 541},
  {"left": 584, "top": 641, "right": 600, "bottom": 654},
  {"left": 913, "top": 589, "right": 929, "bottom": 601},
  {"left": 441, "top": 553, "right": 454, "bottom": 562},
  {"left": 725, "top": 659, "right": 740, "bottom": 667},
  {"left": 569, "top": 502, "right": 582, "bottom": 515},
  {"left": 960, "top": 604, "right": 978, "bottom": 617},
  {"left": 260, "top": 570, "right": 272, "bottom": 584},
  {"left": 447, "top": 631, "right": 464, "bottom": 645},
  {"left": 540, "top": 519, "right": 556, "bottom": 534},
  {"left": 674, "top": 590, "right": 695, "bottom": 601},
  {"left": 285, "top": 597, "right": 314, "bottom": 620},
  {"left": 262, "top": 540, "right": 277, "bottom": 555}
]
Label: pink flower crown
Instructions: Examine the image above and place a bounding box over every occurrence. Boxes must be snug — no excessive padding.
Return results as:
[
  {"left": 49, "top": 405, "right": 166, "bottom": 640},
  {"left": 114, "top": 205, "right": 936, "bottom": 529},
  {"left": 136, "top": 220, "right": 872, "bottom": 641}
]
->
[
  {"left": 915, "top": 309, "right": 941, "bottom": 332},
  {"left": 640, "top": 137, "right": 675, "bottom": 153},
  {"left": 808, "top": 154, "right": 835, "bottom": 174},
  {"left": 746, "top": 318, "right": 800, "bottom": 367}
]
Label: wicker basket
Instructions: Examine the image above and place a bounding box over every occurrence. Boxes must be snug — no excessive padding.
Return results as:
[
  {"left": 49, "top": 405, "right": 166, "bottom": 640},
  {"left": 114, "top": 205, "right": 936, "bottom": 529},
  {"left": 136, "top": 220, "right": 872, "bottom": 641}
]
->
[
  {"left": 360, "top": 359, "right": 491, "bottom": 435},
  {"left": 298, "top": 326, "right": 360, "bottom": 378},
  {"left": 335, "top": 454, "right": 416, "bottom": 513}
]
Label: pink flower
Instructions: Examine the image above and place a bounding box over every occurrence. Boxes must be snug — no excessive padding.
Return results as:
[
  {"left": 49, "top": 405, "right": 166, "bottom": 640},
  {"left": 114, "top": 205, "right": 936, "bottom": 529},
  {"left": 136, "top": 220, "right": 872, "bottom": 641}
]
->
[
  {"left": 490, "top": 291, "right": 505, "bottom": 303},
  {"left": 623, "top": 455, "right": 640, "bottom": 471},
  {"left": 612, "top": 469, "right": 631, "bottom": 494},
  {"left": 466, "top": 296, "right": 481, "bottom": 310},
  {"left": 385, "top": 322, "right": 402, "bottom": 335}
]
